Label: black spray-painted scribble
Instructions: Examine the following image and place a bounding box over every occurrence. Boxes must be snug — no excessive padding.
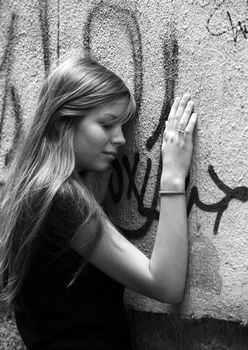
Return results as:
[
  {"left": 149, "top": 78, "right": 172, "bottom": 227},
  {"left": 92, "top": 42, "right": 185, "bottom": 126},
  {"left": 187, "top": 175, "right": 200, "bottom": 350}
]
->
[
  {"left": 83, "top": 1, "right": 248, "bottom": 238},
  {"left": 83, "top": 1, "right": 178, "bottom": 237},
  {"left": 0, "top": 13, "right": 23, "bottom": 171},
  {"left": 39, "top": 0, "right": 51, "bottom": 73},
  {"left": 1, "top": 1, "right": 247, "bottom": 237},
  {"left": 83, "top": 2, "right": 143, "bottom": 116},
  {"left": 84, "top": 2, "right": 248, "bottom": 238},
  {"left": 206, "top": 0, "right": 248, "bottom": 43},
  {"left": 146, "top": 39, "right": 178, "bottom": 150},
  {"left": 0, "top": 1, "right": 53, "bottom": 186},
  {"left": 188, "top": 165, "right": 248, "bottom": 235}
]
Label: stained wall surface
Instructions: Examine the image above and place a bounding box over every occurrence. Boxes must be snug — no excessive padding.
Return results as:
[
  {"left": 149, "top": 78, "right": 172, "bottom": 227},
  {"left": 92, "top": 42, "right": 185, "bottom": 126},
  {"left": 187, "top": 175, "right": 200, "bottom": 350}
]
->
[{"left": 1, "top": 0, "right": 248, "bottom": 348}]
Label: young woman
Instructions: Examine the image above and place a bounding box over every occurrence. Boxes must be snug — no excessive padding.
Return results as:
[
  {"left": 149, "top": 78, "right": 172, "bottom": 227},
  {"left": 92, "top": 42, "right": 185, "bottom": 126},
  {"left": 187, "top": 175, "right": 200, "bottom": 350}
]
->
[{"left": 0, "top": 54, "right": 197, "bottom": 350}]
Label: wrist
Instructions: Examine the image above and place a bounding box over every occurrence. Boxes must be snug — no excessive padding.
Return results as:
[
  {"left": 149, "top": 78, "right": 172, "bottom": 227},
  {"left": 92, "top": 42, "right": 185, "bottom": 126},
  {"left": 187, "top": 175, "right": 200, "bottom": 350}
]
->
[{"left": 160, "top": 176, "right": 185, "bottom": 192}]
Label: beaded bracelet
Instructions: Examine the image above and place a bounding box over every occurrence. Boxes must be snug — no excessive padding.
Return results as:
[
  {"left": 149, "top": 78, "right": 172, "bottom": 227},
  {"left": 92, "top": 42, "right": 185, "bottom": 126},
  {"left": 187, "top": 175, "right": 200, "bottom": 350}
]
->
[{"left": 159, "top": 190, "right": 185, "bottom": 195}]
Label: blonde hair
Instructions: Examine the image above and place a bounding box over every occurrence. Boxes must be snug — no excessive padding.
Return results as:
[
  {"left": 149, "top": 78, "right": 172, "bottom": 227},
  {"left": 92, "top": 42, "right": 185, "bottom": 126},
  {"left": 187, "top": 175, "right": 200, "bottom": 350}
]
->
[{"left": 0, "top": 54, "right": 136, "bottom": 305}]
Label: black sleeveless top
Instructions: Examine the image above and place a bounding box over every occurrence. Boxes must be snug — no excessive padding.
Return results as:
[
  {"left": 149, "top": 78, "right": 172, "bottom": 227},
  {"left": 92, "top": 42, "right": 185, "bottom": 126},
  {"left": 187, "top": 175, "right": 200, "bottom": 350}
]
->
[{"left": 14, "top": 194, "right": 133, "bottom": 350}]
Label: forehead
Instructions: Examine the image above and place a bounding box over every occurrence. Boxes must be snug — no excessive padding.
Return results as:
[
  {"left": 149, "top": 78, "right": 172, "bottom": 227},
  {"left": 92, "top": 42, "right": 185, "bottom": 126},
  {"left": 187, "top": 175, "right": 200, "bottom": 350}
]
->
[{"left": 92, "top": 97, "right": 129, "bottom": 118}]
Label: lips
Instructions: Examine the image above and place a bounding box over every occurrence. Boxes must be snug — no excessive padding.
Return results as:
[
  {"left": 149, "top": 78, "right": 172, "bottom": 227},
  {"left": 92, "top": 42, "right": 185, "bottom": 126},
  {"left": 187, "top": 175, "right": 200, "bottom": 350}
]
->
[{"left": 102, "top": 151, "right": 117, "bottom": 157}]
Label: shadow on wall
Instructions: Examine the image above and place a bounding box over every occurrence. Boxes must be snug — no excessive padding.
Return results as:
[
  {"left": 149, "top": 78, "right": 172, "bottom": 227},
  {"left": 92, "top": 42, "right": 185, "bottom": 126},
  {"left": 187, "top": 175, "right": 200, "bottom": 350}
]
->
[{"left": 128, "top": 310, "right": 248, "bottom": 350}]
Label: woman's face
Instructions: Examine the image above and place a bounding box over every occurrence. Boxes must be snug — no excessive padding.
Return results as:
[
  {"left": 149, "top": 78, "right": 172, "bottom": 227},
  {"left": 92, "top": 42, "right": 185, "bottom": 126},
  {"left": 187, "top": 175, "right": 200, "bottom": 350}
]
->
[{"left": 73, "top": 97, "right": 129, "bottom": 172}]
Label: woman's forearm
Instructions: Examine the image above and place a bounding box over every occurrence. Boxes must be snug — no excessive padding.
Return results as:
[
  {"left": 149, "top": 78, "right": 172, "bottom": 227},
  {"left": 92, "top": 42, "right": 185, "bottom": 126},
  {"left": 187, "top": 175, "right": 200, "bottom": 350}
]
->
[
  {"left": 149, "top": 192, "right": 188, "bottom": 303},
  {"left": 148, "top": 94, "right": 196, "bottom": 302}
]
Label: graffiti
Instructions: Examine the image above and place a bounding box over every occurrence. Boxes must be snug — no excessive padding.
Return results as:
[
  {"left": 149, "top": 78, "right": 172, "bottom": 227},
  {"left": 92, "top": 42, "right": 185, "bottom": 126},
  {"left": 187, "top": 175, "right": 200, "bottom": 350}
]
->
[
  {"left": 39, "top": 0, "right": 52, "bottom": 73},
  {"left": 188, "top": 165, "right": 248, "bottom": 235},
  {"left": 0, "top": 1, "right": 247, "bottom": 238},
  {"left": 83, "top": 1, "right": 178, "bottom": 237},
  {"left": 0, "top": 12, "right": 23, "bottom": 171},
  {"left": 146, "top": 38, "right": 178, "bottom": 150},
  {"left": 0, "top": 0, "right": 53, "bottom": 186},
  {"left": 110, "top": 156, "right": 248, "bottom": 237},
  {"left": 109, "top": 154, "right": 159, "bottom": 237},
  {"left": 206, "top": 0, "right": 248, "bottom": 43},
  {"left": 83, "top": 1, "right": 248, "bottom": 238},
  {"left": 83, "top": 2, "right": 143, "bottom": 116}
]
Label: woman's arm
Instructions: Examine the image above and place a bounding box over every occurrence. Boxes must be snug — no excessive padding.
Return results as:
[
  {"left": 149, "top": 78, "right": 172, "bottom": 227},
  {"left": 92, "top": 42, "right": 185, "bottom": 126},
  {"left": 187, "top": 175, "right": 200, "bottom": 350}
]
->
[{"left": 71, "top": 94, "right": 197, "bottom": 303}]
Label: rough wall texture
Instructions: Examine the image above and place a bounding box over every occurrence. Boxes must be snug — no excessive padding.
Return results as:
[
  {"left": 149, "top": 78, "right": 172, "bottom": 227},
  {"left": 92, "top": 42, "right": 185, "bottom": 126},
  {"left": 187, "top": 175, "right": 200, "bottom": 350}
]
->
[{"left": 1, "top": 0, "right": 248, "bottom": 349}]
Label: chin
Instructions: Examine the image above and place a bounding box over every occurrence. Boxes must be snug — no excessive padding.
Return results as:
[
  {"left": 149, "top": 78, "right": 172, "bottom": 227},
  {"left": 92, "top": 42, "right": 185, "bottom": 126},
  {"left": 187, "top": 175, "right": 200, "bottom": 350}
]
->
[
  {"left": 76, "top": 159, "right": 113, "bottom": 172},
  {"left": 89, "top": 162, "right": 112, "bottom": 173},
  {"left": 97, "top": 164, "right": 112, "bottom": 172}
]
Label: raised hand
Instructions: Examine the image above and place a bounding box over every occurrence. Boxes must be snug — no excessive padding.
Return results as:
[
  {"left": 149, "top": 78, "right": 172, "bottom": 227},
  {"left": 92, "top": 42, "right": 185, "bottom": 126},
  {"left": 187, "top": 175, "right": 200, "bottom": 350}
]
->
[{"left": 161, "top": 94, "right": 197, "bottom": 191}]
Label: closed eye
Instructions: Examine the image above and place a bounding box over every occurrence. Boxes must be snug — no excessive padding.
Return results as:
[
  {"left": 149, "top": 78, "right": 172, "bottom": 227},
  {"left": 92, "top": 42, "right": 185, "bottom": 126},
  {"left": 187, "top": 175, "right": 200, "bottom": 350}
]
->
[{"left": 100, "top": 122, "right": 113, "bottom": 130}]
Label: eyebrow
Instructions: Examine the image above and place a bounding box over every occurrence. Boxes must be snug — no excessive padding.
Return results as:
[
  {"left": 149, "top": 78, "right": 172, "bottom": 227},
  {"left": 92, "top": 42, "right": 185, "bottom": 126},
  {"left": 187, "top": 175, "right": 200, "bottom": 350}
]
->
[
  {"left": 100, "top": 112, "right": 127, "bottom": 124},
  {"left": 103, "top": 113, "right": 117, "bottom": 119}
]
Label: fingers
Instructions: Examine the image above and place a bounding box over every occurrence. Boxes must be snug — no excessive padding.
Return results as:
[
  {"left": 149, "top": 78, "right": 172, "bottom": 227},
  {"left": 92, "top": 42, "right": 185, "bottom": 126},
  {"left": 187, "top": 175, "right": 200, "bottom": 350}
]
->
[
  {"left": 173, "top": 94, "right": 191, "bottom": 130},
  {"left": 167, "top": 97, "right": 180, "bottom": 131},
  {"left": 166, "top": 94, "right": 195, "bottom": 134},
  {"left": 177, "top": 100, "right": 194, "bottom": 132},
  {"left": 168, "top": 97, "right": 180, "bottom": 120},
  {"left": 184, "top": 112, "right": 197, "bottom": 140}
]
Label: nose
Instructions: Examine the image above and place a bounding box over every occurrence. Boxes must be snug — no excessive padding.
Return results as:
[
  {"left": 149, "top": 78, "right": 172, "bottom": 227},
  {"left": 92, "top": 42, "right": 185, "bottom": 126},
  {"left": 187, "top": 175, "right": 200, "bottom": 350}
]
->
[{"left": 111, "top": 124, "right": 126, "bottom": 146}]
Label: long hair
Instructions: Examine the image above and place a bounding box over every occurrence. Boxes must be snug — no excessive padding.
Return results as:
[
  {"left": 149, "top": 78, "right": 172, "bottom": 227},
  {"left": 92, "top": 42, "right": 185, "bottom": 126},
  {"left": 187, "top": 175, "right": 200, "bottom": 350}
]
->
[{"left": 0, "top": 54, "right": 136, "bottom": 305}]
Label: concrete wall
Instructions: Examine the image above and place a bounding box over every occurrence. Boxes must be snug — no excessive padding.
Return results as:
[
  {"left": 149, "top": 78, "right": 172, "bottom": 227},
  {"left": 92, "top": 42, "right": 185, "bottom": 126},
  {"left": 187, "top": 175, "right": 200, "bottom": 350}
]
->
[{"left": 1, "top": 0, "right": 248, "bottom": 348}]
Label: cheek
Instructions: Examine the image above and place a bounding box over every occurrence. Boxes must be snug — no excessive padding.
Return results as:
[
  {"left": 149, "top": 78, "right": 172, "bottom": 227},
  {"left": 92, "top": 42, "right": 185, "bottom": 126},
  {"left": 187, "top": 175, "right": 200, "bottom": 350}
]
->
[
  {"left": 74, "top": 127, "right": 108, "bottom": 152},
  {"left": 89, "top": 126, "right": 110, "bottom": 144}
]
